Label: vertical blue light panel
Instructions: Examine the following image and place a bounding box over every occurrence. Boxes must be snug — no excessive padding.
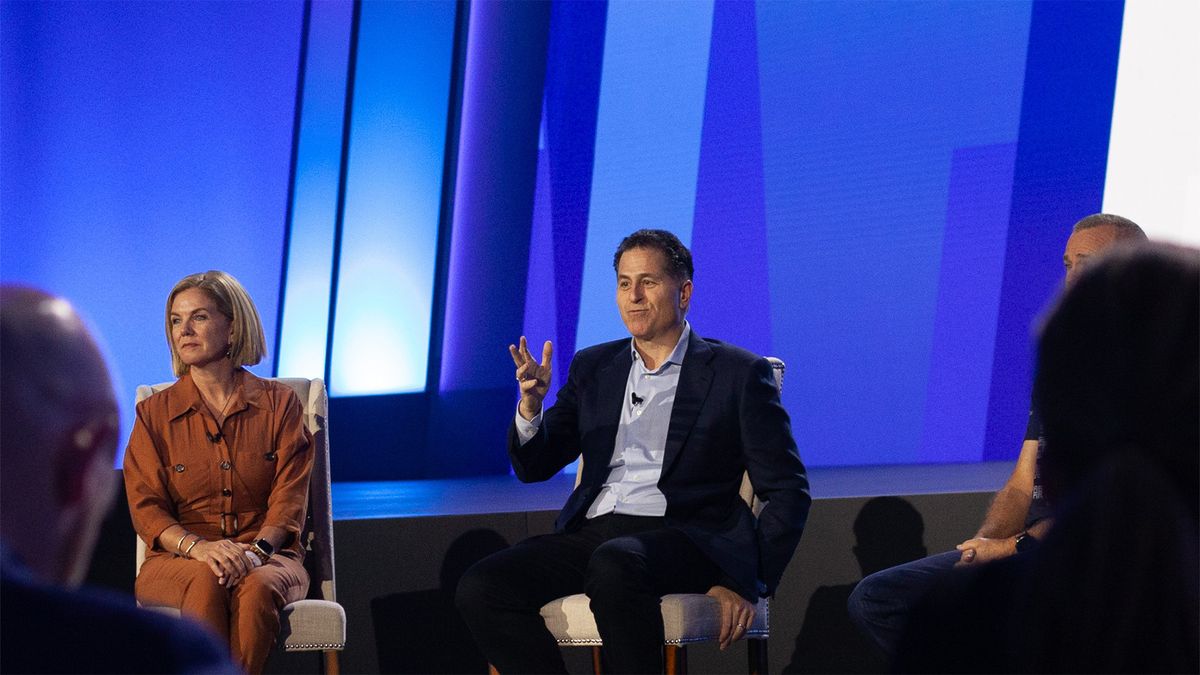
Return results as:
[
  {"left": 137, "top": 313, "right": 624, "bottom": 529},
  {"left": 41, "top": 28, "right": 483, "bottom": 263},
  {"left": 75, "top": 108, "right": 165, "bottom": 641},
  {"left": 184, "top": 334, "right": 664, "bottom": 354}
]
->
[
  {"left": 918, "top": 143, "right": 1018, "bottom": 463},
  {"left": 574, "top": 0, "right": 715, "bottom": 349},
  {"left": 520, "top": 0, "right": 610, "bottom": 406},
  {"left": 330, "top": 0, "right": 456, "bottom": 396},
  {"left": 982, "top": 0, "right": 1124, "bottom": 460},
  {"left": 276, "top": 0, "right": 354, "bottom": 380},
  {"left": 429, "top": 0, "right": 550, "bottom": 478},
  {"left": 688, "top": 0, "right": 772, "bottom": 359}
]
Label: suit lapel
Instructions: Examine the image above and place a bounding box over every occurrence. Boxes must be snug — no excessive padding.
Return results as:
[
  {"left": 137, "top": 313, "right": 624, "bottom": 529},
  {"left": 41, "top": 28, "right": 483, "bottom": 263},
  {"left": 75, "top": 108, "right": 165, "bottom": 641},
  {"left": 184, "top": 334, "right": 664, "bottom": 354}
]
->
[
  {"left": 662, "top": 333, "right": 714, "bottom": 478},
  {"left": 591, "top": 345, "right": 632, "bottom": 467}
]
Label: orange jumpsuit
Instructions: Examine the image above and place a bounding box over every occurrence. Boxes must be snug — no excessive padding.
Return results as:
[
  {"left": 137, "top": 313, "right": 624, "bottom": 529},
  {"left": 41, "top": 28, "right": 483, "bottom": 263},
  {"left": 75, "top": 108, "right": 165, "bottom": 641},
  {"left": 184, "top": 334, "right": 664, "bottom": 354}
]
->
[{"left": 124, "top": 370, "right": 314, "bottom": 674}]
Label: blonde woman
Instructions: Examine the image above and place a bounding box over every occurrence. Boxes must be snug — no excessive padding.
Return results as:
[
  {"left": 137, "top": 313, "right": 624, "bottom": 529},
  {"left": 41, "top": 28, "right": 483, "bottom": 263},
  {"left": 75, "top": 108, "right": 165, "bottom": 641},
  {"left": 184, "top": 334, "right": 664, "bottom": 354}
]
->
[{"left": 124, "top": 271, "right": 313, "bottom": 674}]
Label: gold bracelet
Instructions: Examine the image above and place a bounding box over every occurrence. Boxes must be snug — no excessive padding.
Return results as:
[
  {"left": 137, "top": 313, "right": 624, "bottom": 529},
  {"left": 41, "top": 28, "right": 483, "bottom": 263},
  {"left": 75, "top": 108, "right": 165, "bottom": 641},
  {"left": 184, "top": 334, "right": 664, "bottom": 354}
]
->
[
  {"left": 175, "top": 531, "right": 191, "bottom": 553},
  {"left": 183, "top": 536, "right": 201, "bottom": 559}
]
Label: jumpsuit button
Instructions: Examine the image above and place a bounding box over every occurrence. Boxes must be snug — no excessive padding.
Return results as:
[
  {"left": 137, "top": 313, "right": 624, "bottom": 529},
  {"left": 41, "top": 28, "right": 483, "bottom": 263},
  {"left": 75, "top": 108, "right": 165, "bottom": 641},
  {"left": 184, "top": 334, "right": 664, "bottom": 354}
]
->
[
  {"left": 221, "top": 488, "right": 232, "bottom": 497},
  {"left": 219, "top": 461, "right": 231, "bottom": 470}
]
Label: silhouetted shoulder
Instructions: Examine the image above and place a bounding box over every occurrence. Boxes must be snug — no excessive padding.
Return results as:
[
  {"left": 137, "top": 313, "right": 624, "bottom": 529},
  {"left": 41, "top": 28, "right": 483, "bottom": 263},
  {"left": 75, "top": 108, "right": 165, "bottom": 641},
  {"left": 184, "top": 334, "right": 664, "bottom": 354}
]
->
[{"left": 1, "top": 575, "right": 235, "bottom": 674}]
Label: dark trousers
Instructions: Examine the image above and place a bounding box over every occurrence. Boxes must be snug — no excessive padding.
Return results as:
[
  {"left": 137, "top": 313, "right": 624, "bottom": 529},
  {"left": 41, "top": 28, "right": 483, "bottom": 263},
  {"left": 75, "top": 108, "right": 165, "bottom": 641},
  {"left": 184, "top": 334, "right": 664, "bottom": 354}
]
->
[
  {"left": 455, "top": 514, "right": 725, "bottom": 674},
  {"left": 846, "top": 549, "right": 961, "bottom": 657}
]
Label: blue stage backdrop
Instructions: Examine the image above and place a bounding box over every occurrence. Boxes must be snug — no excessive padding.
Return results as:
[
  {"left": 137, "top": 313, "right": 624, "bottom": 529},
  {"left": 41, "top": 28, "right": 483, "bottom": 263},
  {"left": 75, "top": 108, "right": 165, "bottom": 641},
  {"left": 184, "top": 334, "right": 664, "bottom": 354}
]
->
[
  {"left": 3, "top": 0, "right": 1129, "bottom": 479},
  {"left": 517, "top": 0, "right": 1124, "bottom": 468},
  {"left": 1, "top": 1, "right": 303, "bottom": 450}
]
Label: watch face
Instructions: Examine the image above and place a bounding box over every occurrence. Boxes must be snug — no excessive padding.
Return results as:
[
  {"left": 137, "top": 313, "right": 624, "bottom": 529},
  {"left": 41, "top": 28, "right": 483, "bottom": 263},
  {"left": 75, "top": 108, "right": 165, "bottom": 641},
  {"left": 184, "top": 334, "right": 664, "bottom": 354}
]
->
[{"left": 255, "top": 539, "right": 275, "bottom": 556}]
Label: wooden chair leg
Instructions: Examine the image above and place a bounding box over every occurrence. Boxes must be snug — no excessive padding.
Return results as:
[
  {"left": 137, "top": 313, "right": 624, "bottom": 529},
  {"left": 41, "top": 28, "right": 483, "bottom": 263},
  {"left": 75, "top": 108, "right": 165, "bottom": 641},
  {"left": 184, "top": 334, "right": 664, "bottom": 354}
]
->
[
  {"left": 664, "top": 644, "right": 688, "bottom": 675},
  {"left": 747, "top": 638, "right": 768, "bottom": 675},
  {"left": 591, "top": 646, "right": 604, "bottom": 675},
  {"left": 487, "top": 663, "right": 500, "bottom": 675},
  {"left": 322, "top": 649, "right": 340, "bottom": 675}
]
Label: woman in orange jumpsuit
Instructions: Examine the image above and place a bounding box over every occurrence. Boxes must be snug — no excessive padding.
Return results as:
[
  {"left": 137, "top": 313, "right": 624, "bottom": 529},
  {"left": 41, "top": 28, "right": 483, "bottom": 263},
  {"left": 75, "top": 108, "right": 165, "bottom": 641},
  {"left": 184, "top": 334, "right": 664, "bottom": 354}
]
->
[{"left": 124, "top": 270, "right": 313, "bottom": 674}]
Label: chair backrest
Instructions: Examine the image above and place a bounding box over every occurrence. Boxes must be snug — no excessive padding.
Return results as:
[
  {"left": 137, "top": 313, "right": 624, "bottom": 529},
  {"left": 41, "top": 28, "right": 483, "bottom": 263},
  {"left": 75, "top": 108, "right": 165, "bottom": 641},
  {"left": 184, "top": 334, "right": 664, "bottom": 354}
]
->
[
  {"left": 133, "top": 377, "right": 337, "bottom": 602},
  {"left": 574, "top": 357, "right": 785, "bottom": 517}
]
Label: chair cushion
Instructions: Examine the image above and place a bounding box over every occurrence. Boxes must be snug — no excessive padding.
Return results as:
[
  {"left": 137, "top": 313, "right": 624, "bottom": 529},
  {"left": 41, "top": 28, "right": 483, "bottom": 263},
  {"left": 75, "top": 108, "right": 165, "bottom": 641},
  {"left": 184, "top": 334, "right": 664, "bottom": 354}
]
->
[
  {"left": 144, "top": 605, "right": 182, "bottom": 619},
  {"left": 142, "top": 600, "right": 346, "bottom": 651},
  {"left": 280, "top": 599, "right": 346, "bottom": 651},
  {"left": 540, "top": 593, "right": 769, "bottom": 646}
]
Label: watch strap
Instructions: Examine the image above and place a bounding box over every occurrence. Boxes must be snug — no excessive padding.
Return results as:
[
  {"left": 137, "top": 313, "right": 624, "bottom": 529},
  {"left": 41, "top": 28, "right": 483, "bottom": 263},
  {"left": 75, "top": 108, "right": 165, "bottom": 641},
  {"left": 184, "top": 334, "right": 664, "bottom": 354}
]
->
[{"left": 1015, "top": 530, "right": 1039, "bottom": 553}]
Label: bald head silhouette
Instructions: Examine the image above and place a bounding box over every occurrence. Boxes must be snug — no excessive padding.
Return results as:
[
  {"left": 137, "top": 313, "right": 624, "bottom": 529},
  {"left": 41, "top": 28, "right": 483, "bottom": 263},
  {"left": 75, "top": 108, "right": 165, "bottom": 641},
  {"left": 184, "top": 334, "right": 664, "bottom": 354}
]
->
[{"left": 1, "top": 286, "right": 120, "bottom": 586}]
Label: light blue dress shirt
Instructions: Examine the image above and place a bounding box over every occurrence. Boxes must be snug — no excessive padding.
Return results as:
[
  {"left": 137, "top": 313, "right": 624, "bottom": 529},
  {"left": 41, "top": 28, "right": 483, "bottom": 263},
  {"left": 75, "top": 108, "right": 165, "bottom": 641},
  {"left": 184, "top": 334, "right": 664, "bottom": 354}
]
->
[{"left": 514, "top": 322, "right": 692, "bottom": 518}]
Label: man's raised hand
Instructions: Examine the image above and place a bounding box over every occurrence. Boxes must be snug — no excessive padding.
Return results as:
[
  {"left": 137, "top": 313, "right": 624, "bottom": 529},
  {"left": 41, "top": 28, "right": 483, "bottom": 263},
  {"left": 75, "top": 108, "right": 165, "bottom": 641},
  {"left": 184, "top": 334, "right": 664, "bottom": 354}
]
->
[{"left": 509, "top": 336, "right": 552, "bottom": 421}]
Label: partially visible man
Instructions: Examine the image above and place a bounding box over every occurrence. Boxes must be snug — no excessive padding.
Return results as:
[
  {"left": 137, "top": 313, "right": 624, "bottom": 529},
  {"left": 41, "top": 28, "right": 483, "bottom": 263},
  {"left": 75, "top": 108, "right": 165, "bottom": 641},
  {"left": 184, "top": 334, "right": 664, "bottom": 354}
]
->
[
  {"left": 456, "top": 230, "right": 811, "bottom": 674},
  {"left": 895, "top": 241, "right": 1198, "bottom": 673},
  {"left": 846, "top": 213, "right": 1148, "bottom": 657},
  {"left": 1, "top": 286, "right": 234, "bottom": 674}
]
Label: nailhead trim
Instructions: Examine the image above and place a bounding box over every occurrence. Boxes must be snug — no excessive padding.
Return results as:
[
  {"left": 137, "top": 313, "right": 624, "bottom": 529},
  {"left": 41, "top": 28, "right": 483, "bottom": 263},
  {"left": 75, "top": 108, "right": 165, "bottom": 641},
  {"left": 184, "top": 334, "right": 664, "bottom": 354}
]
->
[{"left": 554, "top": 630, "right": 768, "bottom": 647}]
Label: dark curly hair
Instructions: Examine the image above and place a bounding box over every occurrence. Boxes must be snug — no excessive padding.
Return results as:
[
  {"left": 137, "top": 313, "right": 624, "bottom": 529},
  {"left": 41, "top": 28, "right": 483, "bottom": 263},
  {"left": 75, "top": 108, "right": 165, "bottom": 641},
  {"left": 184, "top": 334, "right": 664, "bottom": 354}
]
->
[{"left": 612, "top": 229, "right": 693, "bottom": 282}]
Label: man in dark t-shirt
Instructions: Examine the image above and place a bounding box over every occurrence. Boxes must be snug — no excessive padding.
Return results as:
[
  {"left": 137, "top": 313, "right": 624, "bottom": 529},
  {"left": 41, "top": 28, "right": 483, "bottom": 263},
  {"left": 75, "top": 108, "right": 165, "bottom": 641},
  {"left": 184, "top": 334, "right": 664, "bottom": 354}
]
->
[{"left": 846, "top": 214, "right": 1149, "bottom": 657}]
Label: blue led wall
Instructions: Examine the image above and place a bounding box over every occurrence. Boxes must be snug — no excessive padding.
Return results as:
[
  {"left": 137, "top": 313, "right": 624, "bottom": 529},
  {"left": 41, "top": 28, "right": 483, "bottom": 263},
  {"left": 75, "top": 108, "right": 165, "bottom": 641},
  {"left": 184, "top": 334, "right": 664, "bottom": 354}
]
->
[
  {"left": 3, "top": 0, "right": 1130, "bottom": 479},
  {"left": 1, "top": 2, "right": 304, "bottom": 455},
  {"left": 516, "top": 0, "right": 1125, "bottom": 467}
]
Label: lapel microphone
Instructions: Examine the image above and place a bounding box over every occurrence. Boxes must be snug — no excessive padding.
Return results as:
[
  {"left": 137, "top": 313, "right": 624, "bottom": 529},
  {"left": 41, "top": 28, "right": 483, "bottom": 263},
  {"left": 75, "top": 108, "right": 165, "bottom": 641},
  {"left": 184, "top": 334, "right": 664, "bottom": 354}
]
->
[{"left": 631, "top": 392, "right": 644, "bottom": 406}]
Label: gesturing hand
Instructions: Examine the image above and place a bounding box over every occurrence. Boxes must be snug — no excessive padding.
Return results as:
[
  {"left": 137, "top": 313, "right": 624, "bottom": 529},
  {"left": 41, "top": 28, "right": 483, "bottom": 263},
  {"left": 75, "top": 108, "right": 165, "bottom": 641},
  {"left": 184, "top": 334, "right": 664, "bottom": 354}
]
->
[
  {"left": 707, "top": 585, "right": 756, "bottom": 650},
  {"left": 509, "top": 336, "right": 552, "bottom": 421},
  {"left": 190, "top": 539, "right": 253, "bottom": 587}
]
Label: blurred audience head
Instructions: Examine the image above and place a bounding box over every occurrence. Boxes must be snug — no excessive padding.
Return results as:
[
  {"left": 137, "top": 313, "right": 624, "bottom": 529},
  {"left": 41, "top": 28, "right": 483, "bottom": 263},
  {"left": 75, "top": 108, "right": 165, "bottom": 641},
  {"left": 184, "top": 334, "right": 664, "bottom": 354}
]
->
[
  {"left": 1027, "top": 242, "right": 1199, "bottom": 672},
  {"left": 0, "top": 286, "right": 120, "bottom": 586},
  {"left": 1036, "top": 242, "right": 1199, "bottom": 511}
]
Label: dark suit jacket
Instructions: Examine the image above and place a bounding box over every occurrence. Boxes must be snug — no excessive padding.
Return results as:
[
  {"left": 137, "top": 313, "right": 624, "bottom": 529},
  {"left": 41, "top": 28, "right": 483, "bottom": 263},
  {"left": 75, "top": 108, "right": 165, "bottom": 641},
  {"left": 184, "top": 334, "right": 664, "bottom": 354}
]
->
[
  {"left": 507, "top": 332, "right": 811, "bottom": 600},
  {"left": 1, "top": 553, "right": 234, "bottom": 674}
]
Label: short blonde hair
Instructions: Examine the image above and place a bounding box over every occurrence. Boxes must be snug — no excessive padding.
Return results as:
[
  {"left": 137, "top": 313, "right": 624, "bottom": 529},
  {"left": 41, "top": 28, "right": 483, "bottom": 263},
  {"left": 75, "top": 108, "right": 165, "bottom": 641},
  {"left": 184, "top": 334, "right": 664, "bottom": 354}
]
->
[{"left": 165, "top": 270, "right": 266, "bottom": 377}]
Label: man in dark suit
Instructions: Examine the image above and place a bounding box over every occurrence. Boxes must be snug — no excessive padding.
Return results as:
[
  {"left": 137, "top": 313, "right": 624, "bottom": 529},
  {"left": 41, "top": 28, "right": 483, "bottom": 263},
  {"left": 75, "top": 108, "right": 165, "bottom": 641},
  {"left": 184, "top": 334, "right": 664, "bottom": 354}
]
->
[
  {"left": 456, "top": 230, "right": 811, "bottom": 673},
  {"left": 0, "top": 286, "right": 234, "bottom": 674}
]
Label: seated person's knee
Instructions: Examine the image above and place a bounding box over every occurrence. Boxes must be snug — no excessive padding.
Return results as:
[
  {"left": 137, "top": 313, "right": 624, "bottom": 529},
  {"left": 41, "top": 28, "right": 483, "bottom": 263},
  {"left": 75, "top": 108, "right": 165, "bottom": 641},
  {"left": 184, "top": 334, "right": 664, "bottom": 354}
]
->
[
  {"left": 183, "top": 569, "right": 229, "bottom": 607},
  {"left": 584, "top": 539, "right": 643, "bottom": 599},
  {"left": 234, "top": 572, "right": 279, "bottom": 608},
  {"left": 454, "top": 560, "right": 495, "bottom": 615}
]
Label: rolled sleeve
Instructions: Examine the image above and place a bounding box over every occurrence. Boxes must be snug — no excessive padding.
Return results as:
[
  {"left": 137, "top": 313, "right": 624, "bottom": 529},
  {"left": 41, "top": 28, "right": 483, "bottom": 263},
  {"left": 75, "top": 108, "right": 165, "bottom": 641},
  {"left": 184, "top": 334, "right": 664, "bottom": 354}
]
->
[
  {"left": 123, "top": 403, "right": 180, "bottom": 551},
  {"left": 263, "top": 391, "right": 314, "bottom": 541}
]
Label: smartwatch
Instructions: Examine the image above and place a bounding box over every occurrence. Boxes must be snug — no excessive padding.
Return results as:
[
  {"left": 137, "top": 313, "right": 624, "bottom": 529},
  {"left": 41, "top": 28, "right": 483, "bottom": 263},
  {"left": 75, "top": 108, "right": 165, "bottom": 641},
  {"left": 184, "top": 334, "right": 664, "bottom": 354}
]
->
[{"left": 250, "top": 538, "right": 275, "bottom": 564}]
